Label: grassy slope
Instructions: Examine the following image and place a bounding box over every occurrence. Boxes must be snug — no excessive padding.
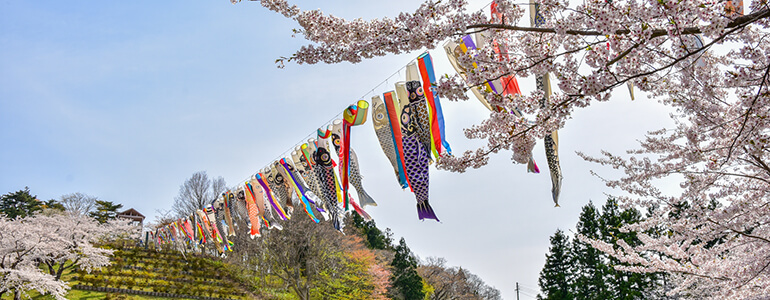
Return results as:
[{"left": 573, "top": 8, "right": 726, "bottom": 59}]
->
[{"left": 0, "top": 289, "right": 174, "bottom": 300}]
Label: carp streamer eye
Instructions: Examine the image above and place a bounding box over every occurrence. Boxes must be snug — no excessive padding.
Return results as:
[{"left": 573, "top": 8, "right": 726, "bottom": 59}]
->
[
  {"left": 322, "top": 153, "right": 329, "bottom": 161},
  {"left": 376, "top": 112, "right": 384, "bottom": 120},
  {"left": 417, "top": 87, "right": 424, "bottom": 96}
]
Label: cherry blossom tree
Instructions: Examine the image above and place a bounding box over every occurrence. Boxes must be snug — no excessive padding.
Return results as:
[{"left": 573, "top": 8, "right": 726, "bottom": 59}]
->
[
  {"left": 0, "top": 212, "right": 137, "bottom": 300},
  {"left": 0, "top": 216, "right": 68, "bottom": 300},
  {"left": 236, "top": 0, "right": 770, "bottom": 298}
]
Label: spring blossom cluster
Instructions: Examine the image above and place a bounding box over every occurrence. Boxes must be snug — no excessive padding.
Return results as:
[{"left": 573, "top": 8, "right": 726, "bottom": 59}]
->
[
  {"left": 0, "top": 213, "right": 138, "bottom": 299},
  {"left": 239, "top": 0, "right": 769, "bottom": 297}
]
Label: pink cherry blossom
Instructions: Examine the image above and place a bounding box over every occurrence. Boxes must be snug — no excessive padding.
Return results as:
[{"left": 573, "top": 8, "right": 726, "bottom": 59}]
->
[{"left": 238, "top": 0, "right": 770, "bottom": 297}]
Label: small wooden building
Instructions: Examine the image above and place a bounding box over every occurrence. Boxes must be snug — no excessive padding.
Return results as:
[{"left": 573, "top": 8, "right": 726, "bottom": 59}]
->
[{"left": 117, "top": 208, "right": 145, "bottom": 227}]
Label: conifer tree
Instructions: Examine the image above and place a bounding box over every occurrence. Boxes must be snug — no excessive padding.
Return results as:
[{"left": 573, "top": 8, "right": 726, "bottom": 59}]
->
[
  {"left": 390, "top": 238, "right": 425, "bottom": 300},
  {"left": 349, "top": 213, "right": 393, "bottom": 250},
  {"left": 599, "top": 199, "right": 652, "bottom": 299},
  {"left": 42, "top": 199, "right": 66, "bottom": 212},
  {"left": 571, "top": 202, "right": 610, "bottom": 300},
  {"left": 0, "top": 187, "right": 42, "bottom": 219},
  {"left": 88, "top": 200, "right": 123, "bottom": 224},
  {"left": 537, "top": 229, "right": 573, "bottom": 300}
]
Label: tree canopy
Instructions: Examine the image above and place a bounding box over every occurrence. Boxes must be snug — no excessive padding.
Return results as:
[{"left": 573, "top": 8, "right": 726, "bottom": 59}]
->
[
  {"left": 0, "top": 210, "right": 137, "bottom": 300},
  {"left": 538, "top": 199, "right": 660, "bottom": 299},
  {"left": 172, "top": 171, "right": 226, "bottom": 218},
  {"left": 0, "top": 187, "right": 42, "bottom": 219},
  {"left": 88, "top": 200, "right": 123, "bottom": 224}
]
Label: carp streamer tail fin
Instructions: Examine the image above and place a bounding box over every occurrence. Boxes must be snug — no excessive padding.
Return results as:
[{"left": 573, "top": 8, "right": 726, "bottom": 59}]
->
[
  {"left": 527, "top": 156, "right": 540, "bottom": 173},
  {"left": 417, "top": 201, "right": 440, "bottom": 221},
  {"left": 552, "top": 179, "right": 562, "bottom": 207},
  {"left": 357, "top": 189, "right": 377, "bottom": 207}
]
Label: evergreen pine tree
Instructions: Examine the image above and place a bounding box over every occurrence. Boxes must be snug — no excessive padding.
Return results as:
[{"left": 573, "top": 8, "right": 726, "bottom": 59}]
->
[
  {"left": 88, "top": 200, "right": 123, "bottom": 223},
  {"left": 570, "top": 202, "right": 610, "bottom": 300},
  {"left": 349, "top": 212, "right": 393, "bottom": 250},
  {"left": 538, "top": 229, "right": 573, "bottom": 300},
  {"left": 0, "top": 187, "right": 42, "bottom": 218},
  {"left": 390, "top": 238, "right": 425, "bottom": 300},
  {"left": 599, "top": 198, "right": 651, "bottom": 299},
  {"left": 42, "top": 199, "right": 66, "bottom": 211}
]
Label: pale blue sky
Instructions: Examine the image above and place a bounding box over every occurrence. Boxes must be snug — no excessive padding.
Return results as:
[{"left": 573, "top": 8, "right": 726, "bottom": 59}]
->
[{"left": 0, "top": 1, "right": 673, "bottom": 298}]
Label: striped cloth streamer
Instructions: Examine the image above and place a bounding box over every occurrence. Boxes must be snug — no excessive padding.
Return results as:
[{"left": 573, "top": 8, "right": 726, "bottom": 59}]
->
[
  {"left": 417, "top": 52, "right": 452, "bottom": 160},
  {"left": 383, "top": 91, "right": 410, "bottom": 189},
  {"left": 256, "top": 172, "right": 289, "bottom": 220},
  {"left": 279, "top": 158, "right": 319, "bottom": 223}
]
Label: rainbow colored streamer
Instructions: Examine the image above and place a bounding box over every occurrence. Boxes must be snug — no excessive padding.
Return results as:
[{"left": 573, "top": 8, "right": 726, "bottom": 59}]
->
[
  {"left": 256, "top": 172, "right": 288, "bottom": 220},
  {"left": 417, "top": 52, "right": 452, "bottom": 160},
  {"left": 279, "top": 158, "right": 319, "bottom": 223},
  {"left": 383, "top": 91, "right": 410, "bottom": 189}
]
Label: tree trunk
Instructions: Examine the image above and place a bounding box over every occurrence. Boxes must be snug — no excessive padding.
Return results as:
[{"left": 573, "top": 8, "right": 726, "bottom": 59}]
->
[
  {"left": 293, "top": 269, "right": 308, "bottom": 300},
  {"left": 55, "top": 265, "right": 67, "bottom": 280}
]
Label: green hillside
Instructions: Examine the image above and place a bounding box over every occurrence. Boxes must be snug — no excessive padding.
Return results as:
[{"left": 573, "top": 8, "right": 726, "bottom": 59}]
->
[
  {"left": 2, "top": 245, "right": 295, "bottom": 300},
  {"left": 73, "top": 246, "right": 253, "bottom": 299}
]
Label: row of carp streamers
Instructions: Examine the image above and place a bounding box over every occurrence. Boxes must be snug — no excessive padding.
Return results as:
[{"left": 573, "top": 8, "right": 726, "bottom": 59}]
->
[{"left": 152, "top": 2, "right": 571, "bottom": 253}]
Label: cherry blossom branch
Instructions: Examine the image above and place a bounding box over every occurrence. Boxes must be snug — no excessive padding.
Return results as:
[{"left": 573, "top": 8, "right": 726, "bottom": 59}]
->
[
  {"left": 723, "top": 63, "right": 770, "bottom": 165},
  {"left": 676, "top": 170, "right": 770, "bottom": 185},
  {"left": 705, "top": 218, "right": 770, "bottom": 244},
  {"left": 466, "top": 8, "right": 770, "bottom": 38},
  {"left": 747, "top": 152, "right": 770, "bottom": 176},
  {"left": 734, "top": 257, "right": 770, "bottom": 290},
  {"left": 553, "top": 14, "right": 757, "bottom": 113},
  {"left": 668, "top": 269, "right": 731, "bottom": 282},
  {"left": 463, "top": 39, "right": 607, "bottom": 90}
]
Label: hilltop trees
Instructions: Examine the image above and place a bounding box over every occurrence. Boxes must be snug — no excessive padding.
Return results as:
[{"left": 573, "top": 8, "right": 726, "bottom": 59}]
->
[
  {"left": 0, "top": 187, "right": 42, "bottom": 219},
  {"left": 59, "top": 192, "right": 98, "bottom": 216},
  {"left": 172, "top": 171, "right": 226, "bottom": 218},
  {"left": 89, "top": 200, "right": 123, "bottom": 224},
  {"left": 0, "top": 189, "right": 111, "bottom": 220},
  {"left": 41, "top": 200, "right": 65, "bottom": 212}
]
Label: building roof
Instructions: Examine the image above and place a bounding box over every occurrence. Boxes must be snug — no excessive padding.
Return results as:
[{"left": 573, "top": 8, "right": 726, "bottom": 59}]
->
[{"left": 117, "top": 208, "right": 145, "bottom": 220}]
